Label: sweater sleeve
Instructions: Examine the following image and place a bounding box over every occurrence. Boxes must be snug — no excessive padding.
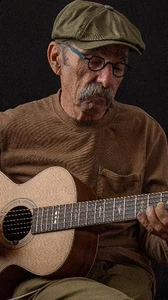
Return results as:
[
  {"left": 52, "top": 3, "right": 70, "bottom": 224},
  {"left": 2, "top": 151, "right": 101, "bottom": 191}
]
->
[
  {"left": 140, "top": 120, "right": 168, "bottom": 264},
  {"left": 142, "top": 120, "right": 168, "bottom": 194},
  {"left": 140, "top": 228, "right": 168, "bottom": 266}
]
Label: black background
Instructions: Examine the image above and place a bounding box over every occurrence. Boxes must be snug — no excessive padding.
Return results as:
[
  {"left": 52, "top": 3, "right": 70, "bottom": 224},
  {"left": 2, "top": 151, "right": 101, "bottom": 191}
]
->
[
  {"left": 0, "top": 1, "right": 168, "bottom": 298},
  {"left": 0, "top": 0, "right": 168, "bottom": 138}
]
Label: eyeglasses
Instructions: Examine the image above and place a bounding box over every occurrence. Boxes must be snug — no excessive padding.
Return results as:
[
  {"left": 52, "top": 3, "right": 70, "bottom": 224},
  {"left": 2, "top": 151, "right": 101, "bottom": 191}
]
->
[{"left": 66, "top": 45, "right": 132, "bottom": 78}]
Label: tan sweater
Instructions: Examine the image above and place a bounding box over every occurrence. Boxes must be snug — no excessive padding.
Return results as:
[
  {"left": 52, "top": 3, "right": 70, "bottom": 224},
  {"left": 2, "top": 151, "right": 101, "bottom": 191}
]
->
[{"left": 0, "top": 90, "right": 168, "bottom": 277}]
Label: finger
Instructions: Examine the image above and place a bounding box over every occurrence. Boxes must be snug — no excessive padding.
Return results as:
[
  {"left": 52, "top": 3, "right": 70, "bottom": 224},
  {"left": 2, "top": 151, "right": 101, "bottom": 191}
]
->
[
  {"left": 138, "top": 208, "right": 162, "bottom": 233},
  {"left": 137, "top": 206, "right": 168, "bottom": 241},
  {"left": 155, "top": 202, "right": 168, "bottom": 227},
  {"left": 137, "top": 211, "right": 153, "bottom": 232},
  {"left": 146, "top": 205, "right": 168, "bottom": 234},
  {"left": 145, "top": 205, "right": 159, "bottom": 228}
]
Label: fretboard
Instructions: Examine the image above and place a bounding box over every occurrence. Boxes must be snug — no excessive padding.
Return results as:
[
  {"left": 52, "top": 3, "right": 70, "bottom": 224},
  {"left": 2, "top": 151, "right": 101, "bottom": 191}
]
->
[{"left": 31, "top": 191, "right": 168, "bottom": 234}]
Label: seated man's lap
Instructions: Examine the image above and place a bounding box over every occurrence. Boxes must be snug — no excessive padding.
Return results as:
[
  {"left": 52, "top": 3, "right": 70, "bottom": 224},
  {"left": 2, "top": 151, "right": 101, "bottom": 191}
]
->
[{"left": 12, "top": 262, "right": 153, "bottom": 300}]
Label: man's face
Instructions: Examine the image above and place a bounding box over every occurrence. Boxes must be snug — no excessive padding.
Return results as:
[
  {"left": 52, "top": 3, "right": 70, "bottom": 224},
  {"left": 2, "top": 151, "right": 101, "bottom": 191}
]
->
[{"left": 59, "top": 44, "right": 129, "bottom": 121}]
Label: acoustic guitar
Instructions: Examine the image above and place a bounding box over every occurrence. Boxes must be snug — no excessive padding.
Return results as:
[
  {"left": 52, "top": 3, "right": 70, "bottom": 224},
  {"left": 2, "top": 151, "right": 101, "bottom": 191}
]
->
[{"left": 0, "top": 166, "right": 168, "bottom": 300}]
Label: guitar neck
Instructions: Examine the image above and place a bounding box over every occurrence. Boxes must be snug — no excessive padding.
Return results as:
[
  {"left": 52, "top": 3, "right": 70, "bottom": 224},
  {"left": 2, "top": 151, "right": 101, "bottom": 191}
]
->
[{"left": 32, "top": 191, "right": 168, "bottom": 234}]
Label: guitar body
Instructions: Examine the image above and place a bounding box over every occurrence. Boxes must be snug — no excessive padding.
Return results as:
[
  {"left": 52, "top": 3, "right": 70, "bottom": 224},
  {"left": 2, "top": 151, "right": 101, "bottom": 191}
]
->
[
  {"left": 1, "top": 167, "right": 167, "bottom": 299},
  {"left": 0, "top": 167, "right": 98, "bottom": 300}
]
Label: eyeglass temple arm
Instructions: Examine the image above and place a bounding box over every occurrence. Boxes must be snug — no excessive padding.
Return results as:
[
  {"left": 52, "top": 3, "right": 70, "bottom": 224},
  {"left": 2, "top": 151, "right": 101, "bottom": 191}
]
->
[{"left": 68, "top": 45, "right": 85, "bottom": 59}]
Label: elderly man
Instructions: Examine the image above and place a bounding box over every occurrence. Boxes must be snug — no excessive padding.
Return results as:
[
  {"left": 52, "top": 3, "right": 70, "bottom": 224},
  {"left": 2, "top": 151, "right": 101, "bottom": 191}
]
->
[{"left": 0, "top": 1, "right": 168, "bottom": 300}]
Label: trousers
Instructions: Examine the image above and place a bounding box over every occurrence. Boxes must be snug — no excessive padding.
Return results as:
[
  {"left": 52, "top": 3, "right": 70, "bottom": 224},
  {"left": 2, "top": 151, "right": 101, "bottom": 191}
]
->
[{"left": 12, "top": 262, "right": 154, "bottom": 300}]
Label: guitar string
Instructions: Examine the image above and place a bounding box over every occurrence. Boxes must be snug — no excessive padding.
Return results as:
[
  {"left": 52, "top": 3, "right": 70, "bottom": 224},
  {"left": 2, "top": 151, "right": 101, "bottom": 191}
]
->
[
  {"left": 1, "top": 190, "right": 168, "bottom": 217},
  {"left": 1, "top": 192, "right": 168, "bottom": 234},
  {"left": 1, "top": 192, "right": 168, "bottom": 218},
  {"left": 2, "top": 194, "right": 168, "bottom": 224},
  {"left": 7, "top": 288, "right": 41, "bottom": 300}
]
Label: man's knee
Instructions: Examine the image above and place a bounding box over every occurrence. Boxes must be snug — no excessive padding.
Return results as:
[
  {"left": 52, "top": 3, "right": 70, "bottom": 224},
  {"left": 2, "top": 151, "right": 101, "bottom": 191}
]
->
[{"left": 32, "top": 277, "right": 133, "bottom": 300}]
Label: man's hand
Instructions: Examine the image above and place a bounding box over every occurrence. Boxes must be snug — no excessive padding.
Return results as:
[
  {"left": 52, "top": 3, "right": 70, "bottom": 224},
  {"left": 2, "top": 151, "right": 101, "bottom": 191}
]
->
[{"left": 137, "top": 202, "right": 168, "bottom": 241}]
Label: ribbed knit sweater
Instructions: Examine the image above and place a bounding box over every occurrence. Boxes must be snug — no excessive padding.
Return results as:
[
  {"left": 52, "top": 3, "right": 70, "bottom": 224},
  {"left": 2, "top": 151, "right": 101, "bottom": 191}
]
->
[{"left": 1, "top": 90, "right": 168, "bottom": 277}]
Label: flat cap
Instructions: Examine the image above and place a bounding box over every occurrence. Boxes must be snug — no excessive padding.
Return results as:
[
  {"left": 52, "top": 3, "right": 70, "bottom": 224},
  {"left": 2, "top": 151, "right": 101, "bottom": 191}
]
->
[{"left": 52, "top": 0, "right": 145, "bottom": 54}]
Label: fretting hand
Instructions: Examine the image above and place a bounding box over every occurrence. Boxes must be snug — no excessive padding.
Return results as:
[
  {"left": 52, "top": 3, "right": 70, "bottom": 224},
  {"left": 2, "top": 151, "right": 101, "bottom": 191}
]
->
[{"left": 137, "top": 202, "right": 168, "bottom": 241}]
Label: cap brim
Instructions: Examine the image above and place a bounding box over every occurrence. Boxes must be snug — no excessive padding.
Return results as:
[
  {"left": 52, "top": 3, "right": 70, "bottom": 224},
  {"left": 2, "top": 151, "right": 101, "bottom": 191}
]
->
[{"left": 72, "top": 39, "right": 142, "bottom": 55}]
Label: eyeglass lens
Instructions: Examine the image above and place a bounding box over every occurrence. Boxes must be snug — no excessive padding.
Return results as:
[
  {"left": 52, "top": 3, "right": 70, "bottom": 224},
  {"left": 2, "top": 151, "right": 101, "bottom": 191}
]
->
[{"left": 88, "top": 56, "right": 128, "bottom": 77}]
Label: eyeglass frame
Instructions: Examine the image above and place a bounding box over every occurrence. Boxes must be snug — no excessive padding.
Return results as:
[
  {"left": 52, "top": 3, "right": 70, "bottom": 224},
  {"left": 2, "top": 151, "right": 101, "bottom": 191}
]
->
[{"left": 64, "top": 44, "right": 132, "bottom": 78}]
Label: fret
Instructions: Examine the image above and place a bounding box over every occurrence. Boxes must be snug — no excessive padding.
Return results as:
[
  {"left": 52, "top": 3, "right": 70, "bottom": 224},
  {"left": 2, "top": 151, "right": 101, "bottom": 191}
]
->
[
  {"left": 52, "top": 204, "right": 61, "bottom": 229},
  {"left": 36, "top": 207, "right": 43, "bottom": 233},
  {"left": 64, "top": 203, "right": 71, "bottom": 228},
  {"left": 58, "top": 204, "right": 66, "bottom": 230},
  {"left": 150, "top": 192, "right": 162, "bottom": 206},
  {"left": 163, "top": 192, "right": 168, "bottom": 208},
  {"left": 103, "top": 199, "right": 106, "bottom": 223},
  {"left": 50, "top": 205, "right": 54, "bottom": 231},
  {"left": 136, "top": 194, "right": 148, "bottom": 213},
  {"left": 123, "top": 197, "right": 126, "bottom": 220},
  {"left": 134, "top": 196, "right": 137, "bottom": 219},
  {"left": 93, "top": 201, "right": 96, "bottom": 225},
  {"left": 95, "top": 199, "right": 104, "bottom": 224},
  {"left": 46, "top": 206, "right": 53, "bottom": 232},
  {"left": 40, "top": 207, "right": 45, "bottom": 231},
  {"left": 86, "top": 201, "right": 89, "bottom": 225},
  {"left": 41, "top": 207, "right": 48, "bottom": 232},
  {"left": 78, "top": 202, "right": 81, "bottom": 227},
  {"left": 52, "top": 205, "right": 58, "bottom": 231},
  {"left": 113, "top": 198, "right": 115, "bottom": 221},
  {"left": 147, "top": 194, "right": 149, "bottom": 207},
  {"left": 70, "top": 203, "right": 73, "bottom": 228},
  {"left": 57, "top": 205, "right": 61, "bottom": 229},
  {"left": 75, "top": 203, "right": 80, "bottom": 226},
  {"left": 37, "top": 207, "right": 42, "bottom": 232},
  {"left": 113, "top": 197, "right": 124, "bottom": 221},
  {"left": 41, "top": 208, "right": 44, "bottom": 232},
  {"left": 79, "top": 201, "right": 87, "bottom": 226},
  {"left": 45, "top": 207, "right": 50, "bottom": 232},
  {"left": 94, "top": 201, "right": 98, "bottom": 224},
  {"left": 87, "top": 201, "right": 96, "bottom": 226},
  {"left": 63, "top": 204, "right": 66, "bottom": 229},
  {"left": 35, "top": 207, "right": 39, "bottom": 233},
  {"left": 31, "top": 208, "right": 37, "bottom": 233},
  {"left": 71, "top": 203, "right": 79, "bottom": 228},
  {"left": 124, "top": 197, "right": 135, "bottom": 220},
  {"left": 60, "top": 204, "right": 66, "bottom": 229},
  {"left": 64, "top": 203, "right": 72, "bottom": 229},
  {"left": 160, "top": 192, "right": 163, "bottom": 202},
  {"left": 104, "top": 198, "right": 114, "bottom": 223}
]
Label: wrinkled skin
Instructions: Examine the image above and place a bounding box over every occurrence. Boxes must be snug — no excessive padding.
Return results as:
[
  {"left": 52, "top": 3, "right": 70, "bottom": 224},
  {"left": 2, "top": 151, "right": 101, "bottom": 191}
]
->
[{"left": 47, "top": 42, "right": 126, "bottom": 121}]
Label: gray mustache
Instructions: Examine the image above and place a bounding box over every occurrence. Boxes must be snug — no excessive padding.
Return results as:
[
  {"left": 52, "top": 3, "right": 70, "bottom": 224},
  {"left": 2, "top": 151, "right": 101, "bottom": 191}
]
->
[{"left": 79, "top": 84, "right": 113, "bottom": 103}]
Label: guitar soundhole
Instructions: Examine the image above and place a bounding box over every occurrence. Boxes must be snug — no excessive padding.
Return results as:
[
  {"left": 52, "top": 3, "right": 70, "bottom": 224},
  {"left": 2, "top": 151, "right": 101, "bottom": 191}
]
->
[{"left": 3, "top": 205, "right": 32, "bottom": 244}]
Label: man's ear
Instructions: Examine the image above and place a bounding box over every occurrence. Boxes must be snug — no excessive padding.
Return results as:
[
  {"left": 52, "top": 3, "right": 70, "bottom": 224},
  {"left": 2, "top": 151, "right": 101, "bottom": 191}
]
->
[{"left": 47, "top": 41, "right": 62, "bottom": 75}]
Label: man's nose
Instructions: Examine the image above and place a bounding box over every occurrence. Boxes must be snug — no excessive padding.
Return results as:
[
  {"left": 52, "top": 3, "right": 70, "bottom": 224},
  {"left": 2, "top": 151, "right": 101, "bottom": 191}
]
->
[{"left": 96, "top": 64, "right": 116, "bottom": 88}]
